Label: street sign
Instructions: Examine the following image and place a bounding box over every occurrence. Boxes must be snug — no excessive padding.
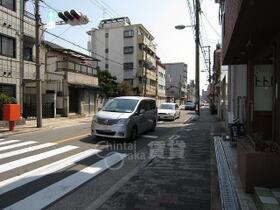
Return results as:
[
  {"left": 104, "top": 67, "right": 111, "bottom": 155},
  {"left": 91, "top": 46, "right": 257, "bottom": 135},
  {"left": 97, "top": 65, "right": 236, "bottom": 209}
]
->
[{"left": 46, "top": 10, "right": 56, "bottom": 29}]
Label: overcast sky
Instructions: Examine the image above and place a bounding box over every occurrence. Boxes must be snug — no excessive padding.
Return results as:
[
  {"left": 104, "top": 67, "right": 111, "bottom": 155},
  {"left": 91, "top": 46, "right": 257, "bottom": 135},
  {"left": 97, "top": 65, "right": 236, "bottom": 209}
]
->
[{"left": 29, "top": 0, "right": 221, "bottom": 92}]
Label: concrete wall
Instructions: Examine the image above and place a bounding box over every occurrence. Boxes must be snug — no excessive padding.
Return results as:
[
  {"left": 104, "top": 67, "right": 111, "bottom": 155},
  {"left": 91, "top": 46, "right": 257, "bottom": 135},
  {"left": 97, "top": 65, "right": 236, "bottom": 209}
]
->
[{"left": 228, "top": 65, "right": 247, "bottom": 123}]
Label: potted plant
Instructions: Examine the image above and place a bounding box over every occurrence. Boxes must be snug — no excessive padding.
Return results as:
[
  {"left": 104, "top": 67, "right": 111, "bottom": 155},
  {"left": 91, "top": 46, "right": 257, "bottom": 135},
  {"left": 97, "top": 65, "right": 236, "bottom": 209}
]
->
[{"left": 0, "top": 93, "right": 20, "bottom": 131}]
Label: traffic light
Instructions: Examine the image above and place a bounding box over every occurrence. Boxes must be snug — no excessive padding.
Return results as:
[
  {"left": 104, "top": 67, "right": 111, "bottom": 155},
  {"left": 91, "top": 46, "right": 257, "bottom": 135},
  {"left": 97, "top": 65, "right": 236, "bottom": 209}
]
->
[{"left": 58, "top": 10, "right": 89, "bottom": 26}]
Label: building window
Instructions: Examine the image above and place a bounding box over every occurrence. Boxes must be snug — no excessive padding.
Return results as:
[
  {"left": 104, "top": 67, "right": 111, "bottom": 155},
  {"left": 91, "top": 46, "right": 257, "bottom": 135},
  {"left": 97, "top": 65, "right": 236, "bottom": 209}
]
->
[
  {"left": 0, "top": 34, "right": 16, "bottom": 58},
  {"left": 124, "top": 79, "right": 133, "bottom": 85},
  {"left": 105, "top": 63, "right": 109, "bottom": 69},
  {"left": 1, "top": 0, "right": 15, "bottom": 11},
  {"left": 105, "top": 48, "right": 109, "bottom": 53},
  {"left": 105, "top": 33, "right": 109, "bottom": 38},
  {"left": 123, "top": 63, "right": 134, "bottom": 70},
  {"left": 124, "top": 30, "right": 134, "bottom": 38},
  {"left": 124, "top": 46, "right": 133, "bottom": 54}
]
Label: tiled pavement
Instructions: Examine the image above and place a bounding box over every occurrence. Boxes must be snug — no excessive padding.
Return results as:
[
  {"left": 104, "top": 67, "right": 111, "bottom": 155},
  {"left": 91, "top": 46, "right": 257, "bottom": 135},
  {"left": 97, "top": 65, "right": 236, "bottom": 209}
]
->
[
  {"left": 99, "top": 110, "right": 215, "bottom": 210},
  {"left": 255, "top": 187, "right": 280, "bottom": 210}
]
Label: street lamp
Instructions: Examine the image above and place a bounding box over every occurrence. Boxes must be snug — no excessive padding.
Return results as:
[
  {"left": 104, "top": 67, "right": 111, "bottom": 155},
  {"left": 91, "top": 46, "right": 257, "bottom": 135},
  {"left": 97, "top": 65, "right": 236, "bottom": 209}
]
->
[
  {"left": 175, "top": 21, "right": 200, "bottom": 115},
  {"left": 174, "top": 25, "right": 194, "bottom": 30}
]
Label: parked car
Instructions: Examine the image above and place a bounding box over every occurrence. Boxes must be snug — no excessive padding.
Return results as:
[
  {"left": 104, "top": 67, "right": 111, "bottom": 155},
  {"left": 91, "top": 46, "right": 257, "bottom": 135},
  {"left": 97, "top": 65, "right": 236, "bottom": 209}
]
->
[
  {"left": 91, "top": 96, "right": 157, "bottom": 140},
  {"left": 185, "top": 100, "right": 196, "bottom": 110},
  {"left": 158, "top": 103, "right": 180, "bottom": 121}
]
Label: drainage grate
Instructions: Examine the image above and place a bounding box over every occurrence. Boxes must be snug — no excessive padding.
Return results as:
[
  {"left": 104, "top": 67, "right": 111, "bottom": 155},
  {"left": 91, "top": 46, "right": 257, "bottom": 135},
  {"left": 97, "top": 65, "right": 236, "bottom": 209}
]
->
[{"left": 214, "top": 137, "right": 240, "bottom": 210}]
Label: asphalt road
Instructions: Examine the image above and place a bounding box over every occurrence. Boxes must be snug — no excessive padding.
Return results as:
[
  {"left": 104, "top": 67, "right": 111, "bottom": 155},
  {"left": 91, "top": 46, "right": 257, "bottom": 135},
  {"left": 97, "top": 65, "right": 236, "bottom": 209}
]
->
[{"left": 0, "top": 110, "right": 193, "bottom": 210}]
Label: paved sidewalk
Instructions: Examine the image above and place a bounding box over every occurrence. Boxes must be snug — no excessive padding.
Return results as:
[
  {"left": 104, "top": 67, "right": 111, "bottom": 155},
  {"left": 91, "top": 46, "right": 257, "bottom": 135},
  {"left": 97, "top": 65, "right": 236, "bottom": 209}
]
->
[
  {"left": 0, "top": 116, "right": 92, "bottom": 138},
  {"left": 98, "top": 109, "right": 217, "bottom": 210}
]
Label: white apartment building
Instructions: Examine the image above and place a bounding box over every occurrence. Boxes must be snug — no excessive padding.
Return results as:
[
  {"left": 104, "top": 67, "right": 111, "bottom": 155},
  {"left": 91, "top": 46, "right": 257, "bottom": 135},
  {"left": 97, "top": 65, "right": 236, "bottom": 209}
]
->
[
  {"left": 156, "top": 59, "right": 166, "bottom": 104},
  {"left": 164, "top": 62, "right": 188, "bottom": 103},
  {"left": 0, "top": 0, "right": 42, "bottom": 108},
  {"left": 88, "top": 17, "right": 157, "bottom": 97}
]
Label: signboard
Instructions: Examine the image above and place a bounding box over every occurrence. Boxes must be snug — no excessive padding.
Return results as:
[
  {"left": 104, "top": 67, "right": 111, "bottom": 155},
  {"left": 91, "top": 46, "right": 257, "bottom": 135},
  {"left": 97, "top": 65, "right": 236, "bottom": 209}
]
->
[{"left": 46, "top": 10, "right": 56, "bottom": 29}]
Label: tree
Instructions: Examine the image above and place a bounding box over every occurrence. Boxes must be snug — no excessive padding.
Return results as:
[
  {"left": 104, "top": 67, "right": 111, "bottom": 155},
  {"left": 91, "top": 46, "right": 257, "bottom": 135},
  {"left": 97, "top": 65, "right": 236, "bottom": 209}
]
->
[
  {"left": 96, "top": 69, "right": 118, "bottom": 98},
  {"left": 117, "top": 81, "right": 134, "bottom": 96}
]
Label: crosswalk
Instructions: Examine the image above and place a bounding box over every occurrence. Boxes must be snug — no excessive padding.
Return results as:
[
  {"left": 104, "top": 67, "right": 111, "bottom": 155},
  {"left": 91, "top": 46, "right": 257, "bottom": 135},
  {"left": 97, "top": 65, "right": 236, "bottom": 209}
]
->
[{"left": 0, "top": 138, "right": 127, "bottom": 210}]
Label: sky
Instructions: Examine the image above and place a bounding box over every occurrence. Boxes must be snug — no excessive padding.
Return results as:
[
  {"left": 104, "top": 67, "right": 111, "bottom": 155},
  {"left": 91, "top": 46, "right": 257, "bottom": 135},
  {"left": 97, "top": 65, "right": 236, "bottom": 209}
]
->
[{"left": 27, "top": 0, "right": 221, "bottom": 92}]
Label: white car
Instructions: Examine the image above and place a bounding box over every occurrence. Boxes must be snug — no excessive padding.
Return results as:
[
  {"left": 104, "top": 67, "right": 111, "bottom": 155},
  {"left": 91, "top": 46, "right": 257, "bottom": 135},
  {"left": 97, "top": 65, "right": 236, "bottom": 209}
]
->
[
  {"left": 91, "top": 96, "right": 157, "bottom": 140},
  {"left": 158, "top": 103, "right": 180, "bottom": 121}
]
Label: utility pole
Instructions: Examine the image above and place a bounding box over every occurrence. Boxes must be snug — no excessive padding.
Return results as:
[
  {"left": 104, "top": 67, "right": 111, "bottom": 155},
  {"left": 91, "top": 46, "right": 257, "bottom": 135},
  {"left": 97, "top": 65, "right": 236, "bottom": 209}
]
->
[
  {"left": 179, "top": 74, "right": 182, "bottom": 105},
  {"left": 195, "top": 0, "right": 200, "bottom": 115},
  {"left": 35, "top": 0, "right": 42, "bottom": 127},
  {"left": 143, "top": 45, "right": 147, "bottom": 97},
  {"left": 19, "top": 0, "right": 24, "bottom": 115}
]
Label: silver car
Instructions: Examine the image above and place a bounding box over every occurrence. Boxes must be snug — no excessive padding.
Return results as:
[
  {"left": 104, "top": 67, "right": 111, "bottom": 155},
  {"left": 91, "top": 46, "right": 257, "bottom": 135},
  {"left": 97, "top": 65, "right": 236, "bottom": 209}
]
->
[{"left": 91, "top": 96, "right": 157, "bottom": 140}]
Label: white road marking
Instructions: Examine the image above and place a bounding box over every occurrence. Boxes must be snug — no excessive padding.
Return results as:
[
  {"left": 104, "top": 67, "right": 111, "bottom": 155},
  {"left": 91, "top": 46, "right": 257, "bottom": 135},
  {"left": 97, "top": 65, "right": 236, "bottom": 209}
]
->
[
  {"left": 4, "top": 152, "right": 127, "bottom": 210},
  {"left": 141, "top": 135, "right": 158, "bottom": 139},
  {"left": 0, "top": 143, "right": 55, "bottom": 159},
  {"left": 0, "top": 145, "right": 78, "bottom": 173},
  {"left": 0, "top": 149, "right": 101, "bottom": 195},
  {"left": 168, "top": 135, "right": 181, "bottom": 141},
  {"left": 0, "top": 140, "right": 20, "bottom": 146},
  {"left": 0, "top": 141, "right": 37, "bottom": 152}
]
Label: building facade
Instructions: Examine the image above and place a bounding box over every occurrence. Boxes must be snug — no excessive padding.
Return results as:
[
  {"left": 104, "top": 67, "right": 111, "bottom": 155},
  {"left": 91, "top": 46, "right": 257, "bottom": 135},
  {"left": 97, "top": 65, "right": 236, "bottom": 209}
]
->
[
  {"left": 164, "top": 62, "right": 188, "bottom": 103},
  {"left": 39, "top": 41, "right": 100, "bottom": 118},
  {"left": 217, "top": 0, "right": 280, "bottom": 192},
  {"left": 0, "top": 0, "right": 39, "bottom": 109},
  {"left": 156, "top": 59, "right": 166, "bottom": 105},
  {"left": 88, "top": 17, "right": 157, "bottom": 97}
]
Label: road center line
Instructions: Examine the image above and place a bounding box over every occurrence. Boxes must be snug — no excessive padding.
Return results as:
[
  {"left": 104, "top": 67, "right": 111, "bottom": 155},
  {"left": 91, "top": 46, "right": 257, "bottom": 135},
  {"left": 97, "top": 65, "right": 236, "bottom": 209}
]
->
[{"left": 53, "top": 133, "right": 90, "bottom": 144}]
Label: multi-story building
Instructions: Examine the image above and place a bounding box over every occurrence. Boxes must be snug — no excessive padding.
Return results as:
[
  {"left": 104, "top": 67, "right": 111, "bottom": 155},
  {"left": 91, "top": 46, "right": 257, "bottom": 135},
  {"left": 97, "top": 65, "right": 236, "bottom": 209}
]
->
[
  {"left": 156, "top": 59, "right": 166, "bottom": 104},
  {"left": 88, "top": 17, "right": 157, "bottom": 97},
  {"left": 38, "top": 41, "right": 100, "bottom": 118},
  {"left": 217, "top": 0, "right": 280, "bottom": 193},
  {"left": 0, "top": 0, "right": 40, "bottom": 108},
  {"left": 187, "top": 80, "right": 195, "bottom": 102},
  {"left": 164, "top": 62, "right": 188, "bottom": 103}
]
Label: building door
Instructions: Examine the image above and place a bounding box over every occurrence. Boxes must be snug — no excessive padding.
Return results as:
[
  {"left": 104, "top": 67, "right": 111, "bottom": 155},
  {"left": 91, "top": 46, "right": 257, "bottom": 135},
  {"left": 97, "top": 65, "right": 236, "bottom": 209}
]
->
[{"left": 69, "top": 86, "right": 79, "bottom": 113}]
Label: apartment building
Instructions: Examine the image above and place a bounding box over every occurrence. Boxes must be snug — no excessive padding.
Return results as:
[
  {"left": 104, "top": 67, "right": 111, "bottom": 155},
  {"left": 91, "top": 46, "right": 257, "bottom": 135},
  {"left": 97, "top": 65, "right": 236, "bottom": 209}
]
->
[
  {"left": 88, "top": 17, "right": 157, "bottom": 97},
  {"left": 0, "top": 0, "right": 40, "bottom": 107},
  {"left": 156, "top": 59, "right": 166, "bottom": 104},
  {"left": 164, "top": 62, "right": 188, "bottom": 103}
]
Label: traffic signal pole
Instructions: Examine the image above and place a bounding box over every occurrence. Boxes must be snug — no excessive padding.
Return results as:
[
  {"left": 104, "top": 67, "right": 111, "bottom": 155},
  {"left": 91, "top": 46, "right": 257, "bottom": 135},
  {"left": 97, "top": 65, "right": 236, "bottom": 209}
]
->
[{"left": 35, "top": 0, "right": 42, "bottom": 127}]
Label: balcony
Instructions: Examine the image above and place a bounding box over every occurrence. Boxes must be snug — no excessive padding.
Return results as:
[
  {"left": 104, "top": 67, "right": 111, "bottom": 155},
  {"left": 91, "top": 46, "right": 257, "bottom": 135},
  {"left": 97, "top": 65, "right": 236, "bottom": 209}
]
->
[
  {"left": 57, "top": 61, "right": 97, "bottom": 76},
  {"left": 221, "top": 0, "right": 280, "bottom": 64}
]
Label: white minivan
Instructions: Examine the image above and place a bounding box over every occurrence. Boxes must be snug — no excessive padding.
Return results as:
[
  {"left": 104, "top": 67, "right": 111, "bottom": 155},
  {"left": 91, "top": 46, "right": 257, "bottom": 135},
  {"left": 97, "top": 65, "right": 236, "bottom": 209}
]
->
[{"left": 91, "top": 96, "right": 157, "bottom": 140}]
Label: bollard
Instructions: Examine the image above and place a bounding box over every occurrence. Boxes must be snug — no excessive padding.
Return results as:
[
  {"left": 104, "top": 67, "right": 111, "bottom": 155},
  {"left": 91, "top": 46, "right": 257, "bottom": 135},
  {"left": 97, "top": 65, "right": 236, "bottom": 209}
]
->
[{"left": 9, "top": 121, "right": 15, "bottom": 131}]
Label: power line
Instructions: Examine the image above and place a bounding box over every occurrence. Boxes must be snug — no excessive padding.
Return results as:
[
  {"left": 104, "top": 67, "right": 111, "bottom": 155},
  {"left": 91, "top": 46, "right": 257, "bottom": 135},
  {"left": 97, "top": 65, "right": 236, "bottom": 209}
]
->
[
  {"left": 50, "top": 25, "right": 71, "bottom": 42},
  {"left": 96, "top": 0, "right": 120, "bottom": 17},
  {"left": 201, "top": 11, "right": 220, "bottom": 37}
]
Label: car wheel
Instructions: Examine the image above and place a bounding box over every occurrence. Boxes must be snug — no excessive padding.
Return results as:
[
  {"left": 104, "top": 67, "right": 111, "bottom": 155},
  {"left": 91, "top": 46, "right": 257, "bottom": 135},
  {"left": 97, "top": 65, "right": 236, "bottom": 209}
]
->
[
  {"left": 129, "top": 126, "right": 138, "bottom": 141},
  {"left": 150, "top": 120, "right": 156, "bottom": 132}
]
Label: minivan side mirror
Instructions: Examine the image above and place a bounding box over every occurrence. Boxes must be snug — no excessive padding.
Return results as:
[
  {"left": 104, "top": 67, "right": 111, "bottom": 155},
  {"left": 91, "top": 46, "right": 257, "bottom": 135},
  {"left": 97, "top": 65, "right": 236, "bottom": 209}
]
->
[{"left": 139, "top": 109, "right": 145, "bottom": 114}]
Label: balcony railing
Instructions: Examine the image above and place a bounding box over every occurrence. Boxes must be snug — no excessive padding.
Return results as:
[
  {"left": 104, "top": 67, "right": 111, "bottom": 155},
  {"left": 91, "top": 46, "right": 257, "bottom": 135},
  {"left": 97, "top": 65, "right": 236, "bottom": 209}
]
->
[
  {"left": 24, "top": 11, "right": 35, "bottom": 20},
  {"left": 56, "top": 61, "right": 97, "bottom": 76}
]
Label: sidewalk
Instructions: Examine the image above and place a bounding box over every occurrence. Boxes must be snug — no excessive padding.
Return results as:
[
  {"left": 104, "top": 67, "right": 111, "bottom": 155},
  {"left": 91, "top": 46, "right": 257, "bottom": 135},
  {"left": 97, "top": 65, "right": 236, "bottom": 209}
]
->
[
  {"left": 0, "top": 116, "right": 92, "bottom": 138},
  {"left": 97, "top": 109, "right": 218, "bottom": 210}
]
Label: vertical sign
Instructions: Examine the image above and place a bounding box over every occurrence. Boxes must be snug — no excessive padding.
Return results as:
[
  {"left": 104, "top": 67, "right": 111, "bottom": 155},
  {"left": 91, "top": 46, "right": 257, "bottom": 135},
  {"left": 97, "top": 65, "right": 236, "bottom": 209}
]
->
[{"left": 46, "top": 10, "right": 56, "bottom": 29}]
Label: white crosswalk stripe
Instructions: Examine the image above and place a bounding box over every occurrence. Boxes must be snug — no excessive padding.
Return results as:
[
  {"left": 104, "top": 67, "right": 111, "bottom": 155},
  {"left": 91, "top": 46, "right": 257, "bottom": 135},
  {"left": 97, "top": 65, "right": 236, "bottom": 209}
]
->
[
  {"left": 0, "top": 142, "right": 55, "bottom": 159},
  {"left": 0, "top": 145, "right": 78, "bottom": 173},
  {"left": 0, "top": 140, "right": 20, "bottom": 146},
  {"left": 0, "top": 141, "right": 37, "bottom": 152},
  {"left": 0, "top": 139, "right": 127, "bottom": 210},
  {"left": 0, "top": 149, "right": 101, "bottom": 195},
  {"left": 3, "top": 152, "right": 127, "bottom": 210}
]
